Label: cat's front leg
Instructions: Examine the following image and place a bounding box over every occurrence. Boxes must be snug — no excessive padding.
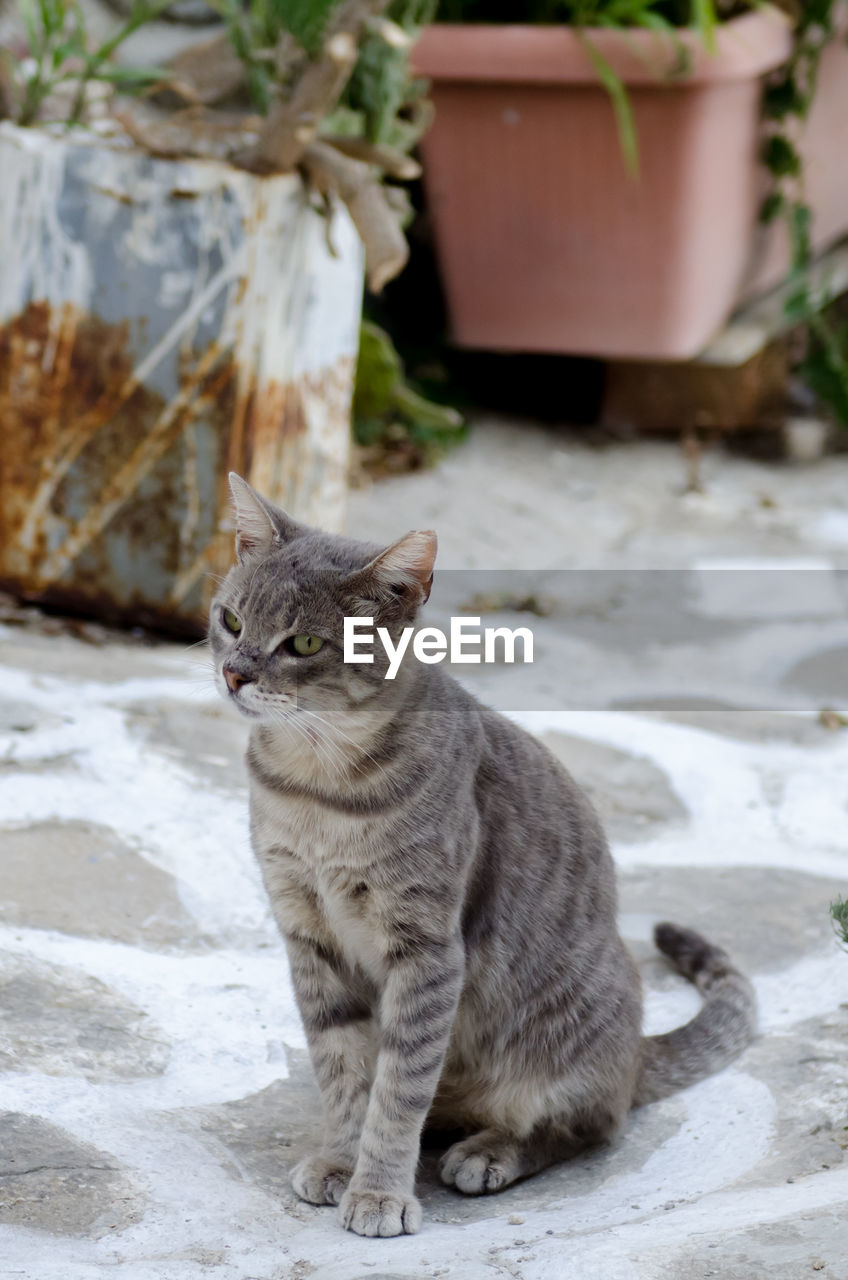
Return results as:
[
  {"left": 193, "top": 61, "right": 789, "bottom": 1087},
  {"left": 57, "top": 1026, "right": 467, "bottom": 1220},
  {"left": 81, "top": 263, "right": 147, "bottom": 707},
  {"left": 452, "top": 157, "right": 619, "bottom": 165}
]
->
[
  {"left": 285, "top": 932, "right": 376, "bottom": 1206},
  {"left": 339, "top": 932, "right": 465, "bottom": 1237}
]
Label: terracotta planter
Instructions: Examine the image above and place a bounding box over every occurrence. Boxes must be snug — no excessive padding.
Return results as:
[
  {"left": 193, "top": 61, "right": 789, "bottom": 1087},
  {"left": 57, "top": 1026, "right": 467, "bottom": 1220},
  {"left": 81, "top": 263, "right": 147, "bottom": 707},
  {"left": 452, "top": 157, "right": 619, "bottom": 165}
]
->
[{"left": 412, "top": 11, "right": 831, "bottom": 360}]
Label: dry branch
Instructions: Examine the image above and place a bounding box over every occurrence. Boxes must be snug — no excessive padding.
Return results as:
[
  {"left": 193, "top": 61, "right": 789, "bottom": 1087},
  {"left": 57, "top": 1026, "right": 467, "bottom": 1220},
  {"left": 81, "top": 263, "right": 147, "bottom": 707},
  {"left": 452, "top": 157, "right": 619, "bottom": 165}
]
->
[
  {"left": 244, "top": 31, "right": 358, "bottom": 172},
  {"left": 157, "top": 33, "right": 246, "bottom": 107},
  {"left": 242, "top": 0, "right": 392, "bottom": 173},
  {"left": 322, "top": 134, "right": 421, "bottom": 180},
  {"left": 302, "top": 138, "right": 408, "bottom": 291},
  {"left": 115, "top": 106, "right": 261, "bottom": 161},
  {"left": 115, "top": 0, "right": 412, "bottom": 290}
]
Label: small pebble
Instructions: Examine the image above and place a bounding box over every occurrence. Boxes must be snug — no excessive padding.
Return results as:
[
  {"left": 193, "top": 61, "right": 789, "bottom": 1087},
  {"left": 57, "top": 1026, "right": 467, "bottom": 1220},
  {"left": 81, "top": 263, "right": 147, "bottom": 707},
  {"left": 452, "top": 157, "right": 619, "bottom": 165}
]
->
[{"left": 508, "top": 1215, "right": 525, "bottom": 1225}]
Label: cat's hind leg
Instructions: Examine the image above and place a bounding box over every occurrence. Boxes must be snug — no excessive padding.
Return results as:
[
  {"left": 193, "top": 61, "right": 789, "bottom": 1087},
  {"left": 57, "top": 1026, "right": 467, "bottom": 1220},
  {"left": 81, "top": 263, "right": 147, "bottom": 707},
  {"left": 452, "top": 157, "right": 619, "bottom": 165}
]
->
[
  {"left": 439, "top": 1108, "right": 622, "bottom": 1196},
  {"left": 439, "top": 1129, "right": 537, "bottom": 1194}
]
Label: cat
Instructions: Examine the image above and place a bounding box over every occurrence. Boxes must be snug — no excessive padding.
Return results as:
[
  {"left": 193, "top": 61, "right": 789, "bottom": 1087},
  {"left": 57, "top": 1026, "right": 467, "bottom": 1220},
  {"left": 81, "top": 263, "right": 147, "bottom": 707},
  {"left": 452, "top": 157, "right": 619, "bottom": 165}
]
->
[{"left": 209, "top": 472, "right": 756, "bottom": 1238}]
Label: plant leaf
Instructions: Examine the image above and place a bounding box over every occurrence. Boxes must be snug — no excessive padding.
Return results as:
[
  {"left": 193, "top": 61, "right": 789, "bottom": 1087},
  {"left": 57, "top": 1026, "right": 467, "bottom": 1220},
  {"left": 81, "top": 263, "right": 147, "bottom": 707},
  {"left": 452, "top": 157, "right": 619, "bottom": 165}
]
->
[
  {"left": 579, "top": 33, "right": 639, "bottom": 177},
  {"left": 763, "top": 134, "right": 801, "bottom": 179},
  {"left": 266, "top": 0, "right": 343, "bottom": 58}
]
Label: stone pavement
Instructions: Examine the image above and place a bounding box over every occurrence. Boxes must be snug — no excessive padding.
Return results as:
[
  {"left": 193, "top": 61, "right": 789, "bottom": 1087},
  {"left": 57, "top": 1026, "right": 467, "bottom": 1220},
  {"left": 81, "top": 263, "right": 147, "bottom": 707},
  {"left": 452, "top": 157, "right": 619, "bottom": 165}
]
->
[{"left": 2, "top": 420, "right": 848, "bottom": 1279}]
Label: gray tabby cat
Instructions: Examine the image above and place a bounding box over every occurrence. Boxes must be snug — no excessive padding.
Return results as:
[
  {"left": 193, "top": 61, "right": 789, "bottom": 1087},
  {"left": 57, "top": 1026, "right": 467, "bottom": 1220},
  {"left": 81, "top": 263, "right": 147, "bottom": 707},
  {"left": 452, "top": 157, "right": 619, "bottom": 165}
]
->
[{"left": 210, "top": 473, "right": 756, "bottom": 1238}]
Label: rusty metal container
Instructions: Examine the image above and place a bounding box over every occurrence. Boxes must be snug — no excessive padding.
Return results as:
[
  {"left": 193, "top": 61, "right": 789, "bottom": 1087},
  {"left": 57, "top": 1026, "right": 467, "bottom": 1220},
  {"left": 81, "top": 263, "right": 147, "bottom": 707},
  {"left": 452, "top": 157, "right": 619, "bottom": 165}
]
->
[{"left": 0, "top": 123, "right": 364, "bottom": 633}]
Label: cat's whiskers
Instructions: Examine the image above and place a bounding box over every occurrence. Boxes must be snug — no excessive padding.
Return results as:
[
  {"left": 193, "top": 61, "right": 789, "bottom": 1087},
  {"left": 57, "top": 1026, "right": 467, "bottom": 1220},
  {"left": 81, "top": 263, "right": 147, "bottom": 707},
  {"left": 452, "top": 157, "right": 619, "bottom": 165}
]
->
[
  {"left": 180, "top": 662, "right": 218, "bottom": 694},
  {"left": 293, "top": 713, "right": 352, "bottom": 779},
  {"left": 182, "top": 637, "right": 212, "bottom": 652},
  {"left": 263, "top": 700, "right": 348, "bottom": 781},
  {"left": 176, "top": 664, "right": 220, "bottom": 700},
  {"left": 261, "top": 695, "right": 350, "bottom": 769},
  {"left": 294, "top": 704, "right": 394, "bottom": 788},
  {"left": 293, "top": 707, "right": 383, "bottom": 783}
]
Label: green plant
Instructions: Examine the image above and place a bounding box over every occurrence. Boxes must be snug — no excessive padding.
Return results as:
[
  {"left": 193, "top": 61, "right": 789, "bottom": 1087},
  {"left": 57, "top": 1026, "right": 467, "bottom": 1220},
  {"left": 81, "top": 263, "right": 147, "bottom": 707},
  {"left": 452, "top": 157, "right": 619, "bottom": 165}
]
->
[
  {"left": 13, "top": 0, "right": 169, "bottom": 125},
  {"left": 436, "top": 0, "right": 724, "bottom": 172},
  {"left": 761, "top": 0, "right": 848, "bottom": 431},
  {"left": 342, "top": 0, "right": 437, "bottom": 149},
  {"left": 9, "top": 0, "right": 437, "bottom": 294},
  {"left": 205, "top": 0, "right": 452, "bottom": 434},
  {"left": 353, "top": 319, "right": 465, "bottom": 470},
  {"left": 831, "top": 896, "right": 848, "bottom": 950},
  {"left": 191, "top": 0, "right": 435, "bottom": 288}
]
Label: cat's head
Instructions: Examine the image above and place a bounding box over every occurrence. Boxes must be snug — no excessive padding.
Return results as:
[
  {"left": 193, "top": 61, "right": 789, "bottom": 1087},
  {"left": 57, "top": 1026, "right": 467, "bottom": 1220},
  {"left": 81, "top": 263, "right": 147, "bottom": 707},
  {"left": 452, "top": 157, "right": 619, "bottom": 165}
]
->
[{"left": 209, "top": 473, "right": 437, "bottom": 725}]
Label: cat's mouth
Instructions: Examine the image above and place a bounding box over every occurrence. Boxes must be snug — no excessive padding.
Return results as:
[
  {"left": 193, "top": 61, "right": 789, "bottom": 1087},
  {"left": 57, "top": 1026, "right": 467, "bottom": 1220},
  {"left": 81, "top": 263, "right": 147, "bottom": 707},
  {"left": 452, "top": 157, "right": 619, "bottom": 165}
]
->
[
  {"left": 217, "top": 672, "right": 260, "bottom": 718},
  {"left": 230, "top": 690, "right": 262, "bottom": 719},
  {"left": 230, "top": 697, "right": 260, "bottom": 718}
]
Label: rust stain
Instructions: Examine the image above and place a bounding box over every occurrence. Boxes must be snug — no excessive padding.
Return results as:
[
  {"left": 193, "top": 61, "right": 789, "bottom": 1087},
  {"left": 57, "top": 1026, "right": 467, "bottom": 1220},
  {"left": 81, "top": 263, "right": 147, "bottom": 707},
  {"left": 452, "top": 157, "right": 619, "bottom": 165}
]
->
[
  {"left": 0, "top": 303, "right": 146, "bottom": 576},
  {"left": 37, "top": 340, "right": 229, "bottom": 584},
  {"left": 13, "top": 310, "right": 149, "bottom": 560},
  {"left": 0, "top": 301, "right": 353, "bottom": 632},
  {"left": 0, "top": 302, "right": 234, "bottom": 628},
  {"left": 91, "top": 185, "right": 136, "bottom": 206}
]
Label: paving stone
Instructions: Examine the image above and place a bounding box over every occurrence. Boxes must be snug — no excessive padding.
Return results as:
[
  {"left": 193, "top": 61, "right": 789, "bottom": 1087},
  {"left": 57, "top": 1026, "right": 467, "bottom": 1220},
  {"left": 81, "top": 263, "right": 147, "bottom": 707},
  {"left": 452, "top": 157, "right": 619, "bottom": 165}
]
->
[
  {"left": 736, "top": 1009, "right": 848, "bottom": 1187},
  {"left": 0, "top": 751, "right": 80, "bottom": 777},
  {"left": 0, "top": 697, "right": 64, "bottom": 735},
  {"left": 783, "top": 646, "right": 848, "bottom": 701},
  {"left": 0, "top": 820, "right": 198, "bottom": 948},
  {"left": 0, "top": 629, "right": 179, "bottom": 684},
  {"left": 185, "top": 1050, "right": 323, "bottom": 1218},
  {"left": 187, "top": 1050, "right": 684, "bottom": 1228},
  {"left": 610, "top": 699, "right": 834, "bottom": 746},
  {"left": 0, "top": 951, "right": 169, "bottom": 1081},
  {"left": 417, "top": 1099, "right": 685, "bottom": 1226},
  {"left": 126, "top": 697, "right": 248, "bottom": 793},
  {"left": 633, "top": 1209, "right": 848, "bottom": 1280},
  {"left": 315, "top": 1273, "right": 429, "bottom": 1280},
  {"left": 620, "top": 866, "right": 846, "bottom": 974},
  {"left": 542, "top": 732, "right": 688, "bottom": 843},
  {"left": 0, "top": 696, "right": 75, "bottom": 775},
  {"left": 0, "top": 1112, "right": 143, "bottom": 1237}
]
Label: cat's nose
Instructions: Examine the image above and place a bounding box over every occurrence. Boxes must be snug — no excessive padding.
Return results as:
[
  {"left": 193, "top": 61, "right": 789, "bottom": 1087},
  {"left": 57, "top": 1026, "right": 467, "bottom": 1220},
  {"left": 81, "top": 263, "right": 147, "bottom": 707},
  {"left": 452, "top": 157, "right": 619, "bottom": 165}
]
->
[{"left": 224, "top": 665, "right": 251, "bottom": 693}]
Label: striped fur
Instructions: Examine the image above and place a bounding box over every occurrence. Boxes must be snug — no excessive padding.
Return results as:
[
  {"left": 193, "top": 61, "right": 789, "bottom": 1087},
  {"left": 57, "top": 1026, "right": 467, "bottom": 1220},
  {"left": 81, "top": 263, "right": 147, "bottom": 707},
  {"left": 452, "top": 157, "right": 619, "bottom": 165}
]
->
[{"left": 209, "top": 475, "right": 756, "bottom": 1237}]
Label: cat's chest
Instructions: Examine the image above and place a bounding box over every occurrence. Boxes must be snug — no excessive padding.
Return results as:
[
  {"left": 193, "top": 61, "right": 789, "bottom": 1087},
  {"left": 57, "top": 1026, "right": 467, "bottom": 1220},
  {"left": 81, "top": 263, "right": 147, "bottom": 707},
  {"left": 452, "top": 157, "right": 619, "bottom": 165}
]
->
[
  {"left": 316, "top": 865, "right": 387, "bottom": 978},
  {"left": 251, "top": 781, "right": 382, "bottom": 863},
  {"left": 250, "top": 785, "right": 391, "bottom": 979},
  {"left": 275, "top": 848, "right": 388, "bottom": 981}
]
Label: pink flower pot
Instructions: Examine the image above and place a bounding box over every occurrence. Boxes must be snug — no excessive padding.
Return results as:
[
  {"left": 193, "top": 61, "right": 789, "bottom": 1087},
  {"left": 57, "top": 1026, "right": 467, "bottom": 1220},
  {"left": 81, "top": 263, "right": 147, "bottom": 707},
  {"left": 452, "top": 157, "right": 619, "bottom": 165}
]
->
[{"left": 412, "top": 11, "right": 843, "bottom": 360}]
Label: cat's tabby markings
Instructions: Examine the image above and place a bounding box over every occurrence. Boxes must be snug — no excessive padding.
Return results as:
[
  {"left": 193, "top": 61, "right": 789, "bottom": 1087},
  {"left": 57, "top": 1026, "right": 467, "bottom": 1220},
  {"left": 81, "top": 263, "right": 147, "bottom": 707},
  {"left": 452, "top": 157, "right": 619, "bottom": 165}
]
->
[{"left": 209, "top": 473, "right": 756, "bottom": 1238}]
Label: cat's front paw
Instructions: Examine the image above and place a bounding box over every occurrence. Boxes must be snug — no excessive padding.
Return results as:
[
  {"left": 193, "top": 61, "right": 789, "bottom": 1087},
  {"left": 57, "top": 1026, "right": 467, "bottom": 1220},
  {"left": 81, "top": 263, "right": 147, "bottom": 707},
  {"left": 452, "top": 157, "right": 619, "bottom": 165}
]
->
[
  {"left": 291, "top": 1154, "right": 352, "bottom": 1206},
  {"left": 339, "top": 1186, "right": 422, "bottom": 1236}
]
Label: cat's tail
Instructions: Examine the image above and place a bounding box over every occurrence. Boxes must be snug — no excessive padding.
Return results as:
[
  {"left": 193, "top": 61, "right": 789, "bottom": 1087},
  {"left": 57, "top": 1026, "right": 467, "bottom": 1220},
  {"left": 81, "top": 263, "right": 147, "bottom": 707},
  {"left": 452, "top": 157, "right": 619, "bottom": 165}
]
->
[{"left": 633, "top": 922, "right": 756, "bottom": 1107}]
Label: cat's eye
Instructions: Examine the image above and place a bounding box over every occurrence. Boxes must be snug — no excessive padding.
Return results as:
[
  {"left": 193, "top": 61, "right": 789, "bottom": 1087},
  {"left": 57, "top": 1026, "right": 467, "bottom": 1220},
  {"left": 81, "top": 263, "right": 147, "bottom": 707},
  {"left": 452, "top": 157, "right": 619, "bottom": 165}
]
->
[
  {"left": 287, "top": 634, "right": 324, "bottom": 656},
  {"left": 222, "top": 608, "right": 242, "bottom": 634}
]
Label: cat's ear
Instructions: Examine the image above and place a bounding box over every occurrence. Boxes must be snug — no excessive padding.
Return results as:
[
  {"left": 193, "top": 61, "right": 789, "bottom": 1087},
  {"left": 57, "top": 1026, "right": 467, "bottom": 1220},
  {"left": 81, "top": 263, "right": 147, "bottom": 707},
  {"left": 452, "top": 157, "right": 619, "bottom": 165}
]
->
[
  {"left": 347, "top": 530, "right": 438, "bottom": 614},
  {"left": 228, "top": 473, "right": 301, "bottom": 562}
]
